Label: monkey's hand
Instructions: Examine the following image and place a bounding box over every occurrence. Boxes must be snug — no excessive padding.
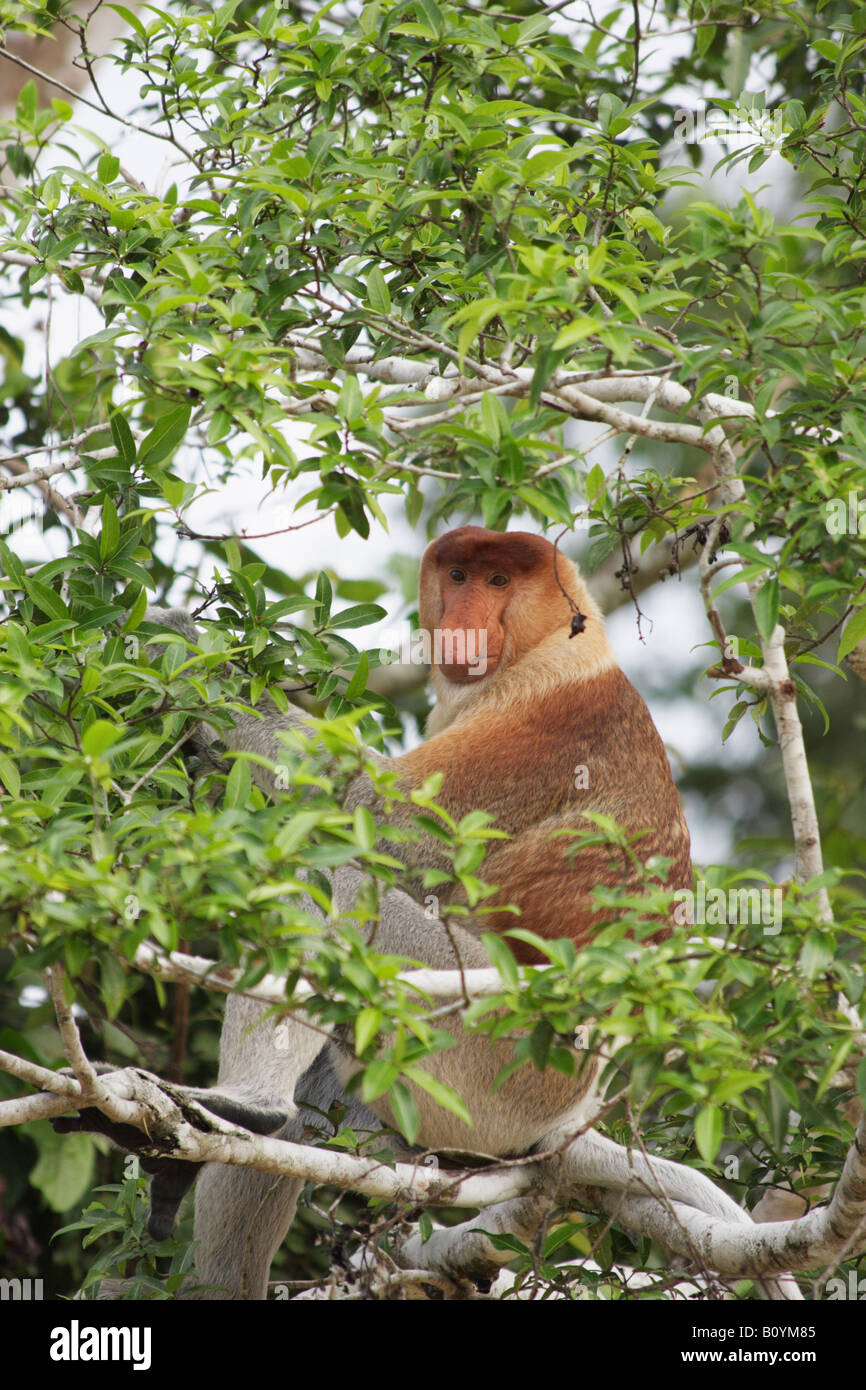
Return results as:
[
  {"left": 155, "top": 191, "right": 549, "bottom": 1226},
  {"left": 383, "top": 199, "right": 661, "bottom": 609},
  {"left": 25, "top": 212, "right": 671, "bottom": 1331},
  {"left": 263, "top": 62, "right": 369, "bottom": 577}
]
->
[{"left": 52, "top": 1071, "right": 288, "bottom": 1241}]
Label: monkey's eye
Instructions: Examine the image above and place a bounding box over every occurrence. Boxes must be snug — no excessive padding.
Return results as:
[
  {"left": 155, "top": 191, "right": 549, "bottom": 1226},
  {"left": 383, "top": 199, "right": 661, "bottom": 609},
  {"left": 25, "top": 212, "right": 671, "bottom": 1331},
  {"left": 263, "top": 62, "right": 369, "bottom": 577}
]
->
[
  {"left": 449, "top": 568, "right": 467, "bottom": 582},
  {"left": 488, "top": 573, "right": 509, "bottom": 587}
]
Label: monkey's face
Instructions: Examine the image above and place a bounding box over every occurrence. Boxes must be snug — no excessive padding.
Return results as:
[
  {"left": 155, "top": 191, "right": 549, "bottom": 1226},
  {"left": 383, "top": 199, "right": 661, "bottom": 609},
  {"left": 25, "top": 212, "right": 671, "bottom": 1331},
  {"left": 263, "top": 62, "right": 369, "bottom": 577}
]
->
[
  {"left": 432, "top": 562, "right": 510, "bottom": 682},
  {"left": 419, "top": 526, "right": 562, "bottom": 684}
]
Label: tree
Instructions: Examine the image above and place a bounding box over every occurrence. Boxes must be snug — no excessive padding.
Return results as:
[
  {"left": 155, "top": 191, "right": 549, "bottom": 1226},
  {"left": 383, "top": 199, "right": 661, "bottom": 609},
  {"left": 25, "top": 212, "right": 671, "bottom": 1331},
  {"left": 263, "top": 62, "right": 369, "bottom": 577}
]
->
[{"left": 1, "top": 0, "right": 865, "bottom": 1306}]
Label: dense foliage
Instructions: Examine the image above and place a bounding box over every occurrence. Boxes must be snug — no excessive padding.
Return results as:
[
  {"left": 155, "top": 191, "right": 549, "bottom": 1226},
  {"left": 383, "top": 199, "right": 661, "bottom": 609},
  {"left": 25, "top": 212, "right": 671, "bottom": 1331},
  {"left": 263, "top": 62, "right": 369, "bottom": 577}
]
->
[{"left": 0, "top": 0, "right": 865, "bottom": 1299}]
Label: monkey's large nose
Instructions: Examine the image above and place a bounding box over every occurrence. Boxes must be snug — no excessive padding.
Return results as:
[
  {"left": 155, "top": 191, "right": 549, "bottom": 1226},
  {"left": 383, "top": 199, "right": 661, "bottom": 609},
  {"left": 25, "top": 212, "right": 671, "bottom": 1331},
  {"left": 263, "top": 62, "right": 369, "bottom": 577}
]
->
[{"left": 434, "top": 624, "right": 498, "bottom": 681}]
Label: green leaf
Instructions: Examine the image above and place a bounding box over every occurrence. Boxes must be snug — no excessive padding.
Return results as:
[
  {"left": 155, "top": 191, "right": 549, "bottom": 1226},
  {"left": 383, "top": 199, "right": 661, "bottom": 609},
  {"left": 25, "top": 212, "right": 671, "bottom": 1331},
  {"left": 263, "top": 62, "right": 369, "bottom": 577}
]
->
[
  {"left": 43, "top": 172, "right": 61, "bottom": 210},
  {"left": 753, "top": 577, "right": 779, "bottom": 640},
  {"left": 838, "top": 605, "right": 866, "bottom": 662},
  {"left": 516, "top": 486, "right": 570, "bottom": 524},
  {"left": 354, "top": 1007, "right": 382, "bottom": 1055},
  {"left": 798, "top": 930, "right": 834, "bottom": 980},
  {"left": 345, "top": 651, "right": 369, "bottom": 698},
  {"left": 553, "top": 316, "right": 601, "bottom": 350},
  {"left": 389, "top": 1081, "right": 419, "bottom": 1144},
  {"left": 0, "top": 753, "right": 21, "bottom": 797},
  {"left": 123, "top": 587, "right": 149, "bottom": 632},
  {"left": 107, "top": 3, "right": 147, "bottom": 38},
  {"left": 331, "top": 603, "right": 386, "bottom": 630},
  {"left": 0, "top": 538, "right": 26, "bottom": 586},
  {"left": 336, "top": 375, "right": 363, "bottom": 422},
  {"left": 224, "top": 757, "right": 252, "bottom": 809},
  {"left": 30, "top": 1124, "right": 95, "bottom": 1211},
  {"left": 721, "top": 702, "right": 747, "bottom": 743},
  {"left": 480, "top": 391, "right": 502, "bottom": 445},
  {"left": 697, "top": 23, "right": 717, "bottom": 58},
  {"left": 275, "top": 811, "right": 324, "bottom": 855},
  {"left": 586, "top": 464, "right": 605, "bottom": 503},
  {"left": 812, "top": 39, "right": 840, "bottom": 62},
  {"left": 405, "top": 1068, "right": 472, "bottom": 1127},
  {"left": 597, "top": 92, "right": 624, "bottom": 133},
  {"left": 337, "top": 486, "right": 371, "bottom": 540},
  {"left": 97, "top": 153, "right": 120, "bottom": 183},
  {"left": 481, "top": 932, "right": 518, "bottom": 990},
  {"left": 416, "top": 0, "right": 442, "bottom": 36},
  {"left": 517, "top": 12, "right": 551, "bottom": 43},
  {"left": 99, "top": 496, "right": 121, "bottom": 560},
  {"left": 712, "top": 563, "right": 769, "bottom": 599},
  {"left": 162, "top": 476, "right": 195, "bottom": 509},
  {"left": 138, "top": 406, "right": 191, "bottom": 470},
  {"left": 366, "top": 266, "right": 391, "bottom": 315},
  {"left": 352, "top": 805, "right": 376, "bottom": 851},
  {"left": 315, "top": 571, "right": 332, "bottom": 624},
  {"left": 472, "top": 1231, "right": 529, "bottom": 1256},
  {"left": 82, "top": 721, "right": 121, "bottom": 757},
  {"left": 110, "top": 412, "right": 136, "bottom": 466},
  {"left": 24, "top": 579, "right": 68, "bottom": 621},
  {"left": 694, "top": 1104, "right": 723, "bottom": 1164},
  {"left": 362, "top": 1059, "right": 399, "bottom": 1102},
  {"left": 16, "top": 79, "right": 37, "bottom": 125},
  {"left": 529, "top": 1019, "right": 553, "bottom": 1071}
]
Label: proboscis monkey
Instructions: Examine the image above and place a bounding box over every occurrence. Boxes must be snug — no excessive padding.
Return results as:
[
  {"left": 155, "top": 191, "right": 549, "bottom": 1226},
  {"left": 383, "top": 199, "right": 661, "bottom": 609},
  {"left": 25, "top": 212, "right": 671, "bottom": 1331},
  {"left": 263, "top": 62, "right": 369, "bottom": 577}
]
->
[
  {"left": 380, "top": 526, "right": 693, "bottom": 958},
  {"left": 57, "top": 528, "right": 800, "bottom": 1301},
  {"left": 210, "top": 525, "right": 692, "bottom": 963}
]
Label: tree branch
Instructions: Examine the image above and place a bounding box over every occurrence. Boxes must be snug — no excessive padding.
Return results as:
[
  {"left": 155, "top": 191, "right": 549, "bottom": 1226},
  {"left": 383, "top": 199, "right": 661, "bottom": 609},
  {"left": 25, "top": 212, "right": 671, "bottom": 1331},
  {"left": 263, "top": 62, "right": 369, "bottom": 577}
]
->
[{"left": 696, "top": 398, "right": 831, "bottom": 917}]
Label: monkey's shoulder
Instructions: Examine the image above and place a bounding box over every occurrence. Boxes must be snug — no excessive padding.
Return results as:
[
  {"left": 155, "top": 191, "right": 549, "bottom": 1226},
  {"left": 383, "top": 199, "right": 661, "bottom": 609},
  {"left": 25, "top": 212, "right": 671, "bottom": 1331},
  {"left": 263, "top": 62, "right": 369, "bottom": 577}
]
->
[
  {"left": 404, "top": 665, "right": 674, "bottom": 830},
  {"left": 527, "top": 664, "right": 663, "bottom": 747}
]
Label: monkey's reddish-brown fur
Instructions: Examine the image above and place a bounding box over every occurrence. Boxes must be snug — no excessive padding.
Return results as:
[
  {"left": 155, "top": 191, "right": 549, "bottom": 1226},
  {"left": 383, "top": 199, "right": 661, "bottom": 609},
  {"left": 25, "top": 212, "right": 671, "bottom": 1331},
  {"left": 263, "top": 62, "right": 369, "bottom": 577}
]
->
[{"left": 390, "top": 526, "right": 692, "bottom": 962}]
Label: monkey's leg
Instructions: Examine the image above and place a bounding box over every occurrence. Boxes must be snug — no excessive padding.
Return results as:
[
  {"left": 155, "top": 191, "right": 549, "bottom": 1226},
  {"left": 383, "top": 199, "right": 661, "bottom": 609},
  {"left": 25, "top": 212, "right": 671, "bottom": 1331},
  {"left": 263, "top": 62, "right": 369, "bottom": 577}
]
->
[
  {"left": 330, "top": 870, "right": 601, "bottom": 1157},
  {"left": 190, "top": 874, "right": 488, "bottom": 1300},
  {"left": 90, "top": 1044, "right": 382, "bottom": 1301},
  {"left": 190, "top": 993, "right": 341, "bottom": 1300}
]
